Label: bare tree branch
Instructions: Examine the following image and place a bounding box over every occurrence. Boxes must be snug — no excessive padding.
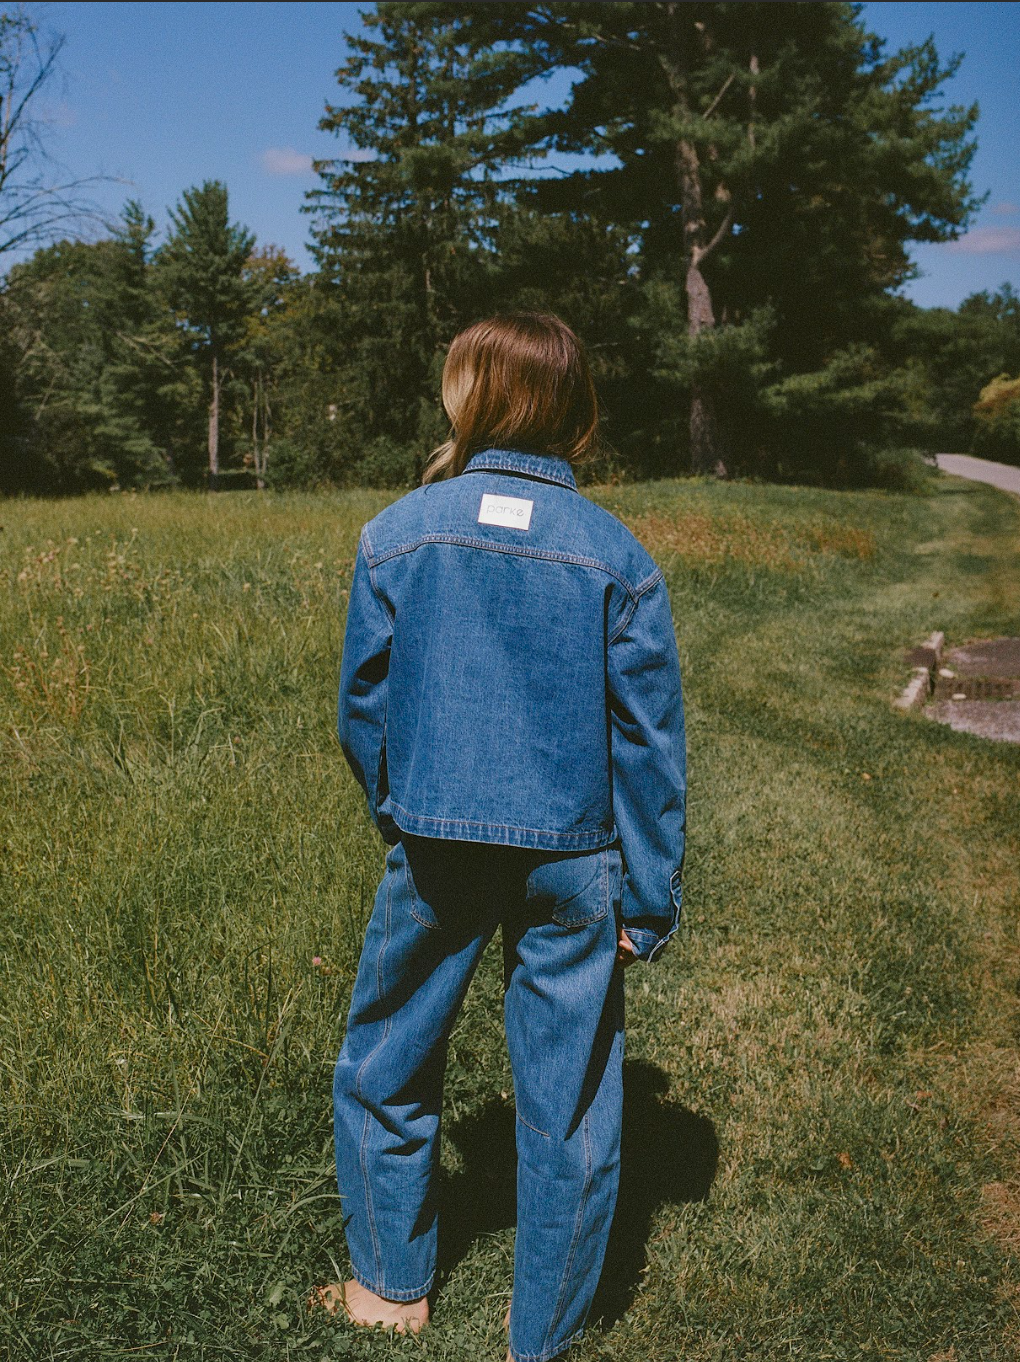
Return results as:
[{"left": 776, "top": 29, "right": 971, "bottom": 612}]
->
[
  {"left": 702, "top": 70, "right": 735, "bottom": 121},
  {"left": 692, "top": 203, "right": 734, "bottom": 267},
  {"left": 0, "top": 6, "right": 111, "bottom": 267},
  {"left": 748, "top": 52, "right": 758, "bottom": 149}
]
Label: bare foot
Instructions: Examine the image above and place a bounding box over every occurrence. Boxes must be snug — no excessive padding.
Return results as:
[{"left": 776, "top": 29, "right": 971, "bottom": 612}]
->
[{"left": 309, "top": 1279, "right": 429, "bottom": 1334}]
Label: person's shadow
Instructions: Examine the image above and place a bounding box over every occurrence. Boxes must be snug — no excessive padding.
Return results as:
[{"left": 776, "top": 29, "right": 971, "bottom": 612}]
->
[{"left": 437, "top": 1058, "right": 719, "bottom": 1325}]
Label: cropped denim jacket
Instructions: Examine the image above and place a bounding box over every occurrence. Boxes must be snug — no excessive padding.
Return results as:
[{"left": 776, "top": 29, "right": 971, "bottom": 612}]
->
[{"left": 338, "top": 448, "right": 686, "bottom": 961}]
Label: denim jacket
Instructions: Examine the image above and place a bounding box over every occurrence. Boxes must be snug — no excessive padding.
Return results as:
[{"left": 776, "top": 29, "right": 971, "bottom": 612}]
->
[{"left": 338, "top": 448, "right": 686, "bottom": 961}]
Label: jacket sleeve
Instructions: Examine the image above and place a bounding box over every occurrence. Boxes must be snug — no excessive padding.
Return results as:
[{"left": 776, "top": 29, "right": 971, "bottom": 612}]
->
[
  {"left": 338, "top": 535, "right": 398, "bottom": 842},
  {"left": 607, "top": 572, "right": 686, "bottom": 962}
]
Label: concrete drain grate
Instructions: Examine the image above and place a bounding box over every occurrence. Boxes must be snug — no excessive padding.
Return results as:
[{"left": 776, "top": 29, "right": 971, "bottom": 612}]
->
[
  {"left": 896, "top": 634, "right": 1020, "bottom": 744},
  {"left": 932, "top": 676, "right": 1020, "bottom": 701}
]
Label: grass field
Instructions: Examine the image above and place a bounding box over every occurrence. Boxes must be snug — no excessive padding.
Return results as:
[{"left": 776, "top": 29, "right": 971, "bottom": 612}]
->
[{"left": 1, "top": 473, "right": 1019, "bottom": 1361}]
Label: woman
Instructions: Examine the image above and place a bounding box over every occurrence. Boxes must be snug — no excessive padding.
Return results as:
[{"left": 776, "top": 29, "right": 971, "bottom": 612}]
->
[{"left": 316, "top": 312, "right": 686, "bottom": 1362}]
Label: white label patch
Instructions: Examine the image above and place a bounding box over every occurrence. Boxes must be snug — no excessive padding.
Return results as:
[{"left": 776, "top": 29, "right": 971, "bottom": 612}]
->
[{"left": 477, "top": 491, "right": 533, "bottom": 530}]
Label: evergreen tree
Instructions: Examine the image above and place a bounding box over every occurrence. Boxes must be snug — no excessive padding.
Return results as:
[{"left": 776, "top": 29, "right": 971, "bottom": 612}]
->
[
  {"left": 306, "top": 1, "right": 541, "bottom": 479},
  {"left": 488, "top": 201, "right": 647, "bottom": 475},
  {"left": 488, "top": 2, "right": 981, "bottom": 477},
  {"left": 233, "top": 244, "right": 300, "bottom": 489},
  {"left": 90, "top": 201, "right": 182, "bottom": 484},
  {"left": 157, "top": 180, "right": 256, "bottom": 487}
]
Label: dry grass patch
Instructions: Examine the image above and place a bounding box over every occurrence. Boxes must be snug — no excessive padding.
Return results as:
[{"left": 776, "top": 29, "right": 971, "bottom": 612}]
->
[{"left": 624, "top": 510, "right": 876, "bottom": 570}]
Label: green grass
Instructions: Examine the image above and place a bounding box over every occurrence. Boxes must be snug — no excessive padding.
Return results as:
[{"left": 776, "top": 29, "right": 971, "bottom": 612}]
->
[{"left": 1, "top": 475, "right": 1019, "bottom": 1360}]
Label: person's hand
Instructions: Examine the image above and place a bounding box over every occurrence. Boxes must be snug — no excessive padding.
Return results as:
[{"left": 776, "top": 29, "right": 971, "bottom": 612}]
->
[{"left": 616, "top": 929, "right": 639, "bottom": 968}]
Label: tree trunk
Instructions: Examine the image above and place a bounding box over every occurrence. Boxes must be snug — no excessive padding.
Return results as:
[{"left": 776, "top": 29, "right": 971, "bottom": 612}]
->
[
  {"left": 251, "top": 379, "right": 262, "bottom": 490},
  {"left": 261, "top": 385, "right": 271, "bottom": 491},
  {"left": 665, "top": 11, "right": 733, "bottom": 479},
  {"left": 208, "top": 351, "right": 220, "bottom": 490},
  {"left": 686, "top": 251, "right": 728, "bottom": 476},
  {"left": 676, "top": 138, "right": 729, "bottom": 477},
  {"left": 252, "top": 374, "right": 269, "bottom": 491}
]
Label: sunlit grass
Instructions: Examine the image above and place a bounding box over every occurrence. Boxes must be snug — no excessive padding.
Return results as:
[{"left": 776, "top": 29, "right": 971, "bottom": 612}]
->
[
  {"left": 1, "top": 475, "right": 1018, "bottom": 1359},
  {"left": 623, "top": 509, "right": 876, "bottom": 571}
]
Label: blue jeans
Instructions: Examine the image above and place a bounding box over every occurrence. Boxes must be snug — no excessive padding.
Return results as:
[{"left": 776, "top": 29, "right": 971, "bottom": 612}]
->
[{"left": 333, "top": 836, "right": 625, "bottom": 1362}]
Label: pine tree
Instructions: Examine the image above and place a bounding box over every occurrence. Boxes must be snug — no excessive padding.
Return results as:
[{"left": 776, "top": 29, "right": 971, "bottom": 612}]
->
[
  {"left": 157, "top": 180, "right": 256, "bottom": 488},
  {"left": 235, "top": 244, "right": 300, "bottom": 489},
  {"left": 491, "top": 2, "right": 980, "bottom": 476},
  {"left": 306, "top": 2, "right": 541, "bottom": 478},
  {"left": 91, "top": 201, "right": 181, "bottom": 484}
]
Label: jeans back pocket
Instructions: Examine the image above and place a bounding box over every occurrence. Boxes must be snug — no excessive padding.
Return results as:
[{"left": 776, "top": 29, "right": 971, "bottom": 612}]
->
[
  {"left": 401, "top": 835, "right": 488, "bottom": 930},
  {"left": 526, "top": 848, "right": 609, "bottom": 928}
]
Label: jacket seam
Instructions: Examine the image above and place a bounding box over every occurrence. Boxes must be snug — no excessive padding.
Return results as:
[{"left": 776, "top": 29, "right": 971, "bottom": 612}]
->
[
  {"left": 462, "top": 466, "right": 578, "bottom": 491},
  {"left": 390, "top": 799, "right": 612, "bottom": 844},
  {"left": 358, "top": 531, "right": 395, "bottom": 622},
  {"left": 608, "top": 569, "right": 665, "bottom": 646},
  {"left": 463, "top": 449, "right": 578, "bottom": 489},
  {"left": 365, "top": 533, "right": 646, "bottom": 602}
]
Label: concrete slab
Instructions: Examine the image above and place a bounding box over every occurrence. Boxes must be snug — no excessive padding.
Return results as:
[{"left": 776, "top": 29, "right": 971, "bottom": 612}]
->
[
  {"left": 924, "top": 699, "right": 1020, "bottom": 745},
  {"left": 943, "top": 638, "right": 1020, "bottom": 678}
]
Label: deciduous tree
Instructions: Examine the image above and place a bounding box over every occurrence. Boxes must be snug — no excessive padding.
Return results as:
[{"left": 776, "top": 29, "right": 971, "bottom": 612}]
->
[
  {"left": 157, "top": 180, "right": 256, "bottom": 487},
  {"left": 0, "top": 202, "right": 187, "bottom": 491},
  {"left": 0, "top": 7, "right": 104, "bottom": 263}
]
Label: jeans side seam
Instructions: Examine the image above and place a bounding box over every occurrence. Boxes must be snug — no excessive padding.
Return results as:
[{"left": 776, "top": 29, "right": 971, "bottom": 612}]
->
[
  {"left": 541, "top": 1109, "right": 594, "bottom": 1355},
  {"left": 354, "top": 869, "right": 394, "bottom": 1285}
]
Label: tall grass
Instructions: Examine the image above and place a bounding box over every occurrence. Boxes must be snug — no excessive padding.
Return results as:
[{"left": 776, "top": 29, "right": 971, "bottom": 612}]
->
[{"left": 1, "top": 476, "right": 1018, "bottom": 1359}]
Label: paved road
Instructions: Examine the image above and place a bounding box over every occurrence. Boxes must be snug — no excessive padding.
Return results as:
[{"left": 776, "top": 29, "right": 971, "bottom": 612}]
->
[
  {"left": 926, "top": 455, "right": 1020, "bottom": 744},
  {"left": 936, "top": 453, "right": 1020, "bottom": 496}
]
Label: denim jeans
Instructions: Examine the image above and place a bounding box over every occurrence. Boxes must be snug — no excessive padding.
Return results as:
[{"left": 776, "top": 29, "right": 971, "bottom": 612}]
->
[{"left": 333, "top": 836, "right": 625, "bottom": 1362}]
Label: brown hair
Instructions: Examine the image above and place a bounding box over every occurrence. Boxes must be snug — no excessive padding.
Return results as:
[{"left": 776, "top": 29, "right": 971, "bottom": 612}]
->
[{"left": 422, "top": 312, "right": 600, "bottom": 484}]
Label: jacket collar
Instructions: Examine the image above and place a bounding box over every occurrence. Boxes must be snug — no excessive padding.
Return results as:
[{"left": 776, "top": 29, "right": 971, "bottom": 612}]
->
[{"left": 463, "top": 448, "right": 578, "bottom": 491}]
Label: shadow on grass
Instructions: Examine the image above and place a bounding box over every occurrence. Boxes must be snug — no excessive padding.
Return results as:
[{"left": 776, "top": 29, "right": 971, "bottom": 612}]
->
[{"left": 437, "top": 1058, "right": 719, "bottom": 1324}]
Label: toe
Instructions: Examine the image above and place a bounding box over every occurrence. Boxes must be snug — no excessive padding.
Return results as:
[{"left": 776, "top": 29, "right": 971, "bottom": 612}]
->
[{"left": 308, "top": 1283, "right": 345, "bottom": 1317}]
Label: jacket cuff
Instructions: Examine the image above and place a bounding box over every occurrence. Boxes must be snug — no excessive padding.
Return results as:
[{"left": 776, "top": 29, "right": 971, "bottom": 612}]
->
[
  {"left": 621, "top": 870, "right": 683, "bottom": 963},
  {"left": 620, "top": 926, "right": 669, "bottom": 963}
]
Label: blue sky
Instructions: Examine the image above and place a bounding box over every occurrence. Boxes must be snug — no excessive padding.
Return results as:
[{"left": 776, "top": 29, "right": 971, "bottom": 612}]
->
[{"left": 24, "top": 1, "right": 1020, "bottom": 309}]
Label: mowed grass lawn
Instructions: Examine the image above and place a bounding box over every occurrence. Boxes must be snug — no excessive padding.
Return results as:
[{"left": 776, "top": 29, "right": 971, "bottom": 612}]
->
[{"left": 1, "top": 473, "right": 1019, "bottom": 1361}]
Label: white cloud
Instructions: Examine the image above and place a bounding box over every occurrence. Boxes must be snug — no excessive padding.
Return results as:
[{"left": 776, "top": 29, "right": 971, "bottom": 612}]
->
[
  {"left": 261, "top": 147, "right": 314, "bottom": 176},
  {"left": 990, "top": 201, "right": 1020, "bottom": 217},
  {"left": 39, "top": 99, "right": 78, "bottom": 130},
  {"left": 945, "top": 226, "right": 1020, "bottom": 256}
]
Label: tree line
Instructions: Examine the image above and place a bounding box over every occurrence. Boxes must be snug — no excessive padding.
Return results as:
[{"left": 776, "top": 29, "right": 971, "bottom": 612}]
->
[{"left": 2, "top": 1, "right": 1020, "bottom": 497}]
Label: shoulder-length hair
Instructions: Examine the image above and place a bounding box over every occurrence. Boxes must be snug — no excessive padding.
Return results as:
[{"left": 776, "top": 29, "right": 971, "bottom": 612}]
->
[{"left": 422, "top": 312, "right": 601, "bottom": 484}]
